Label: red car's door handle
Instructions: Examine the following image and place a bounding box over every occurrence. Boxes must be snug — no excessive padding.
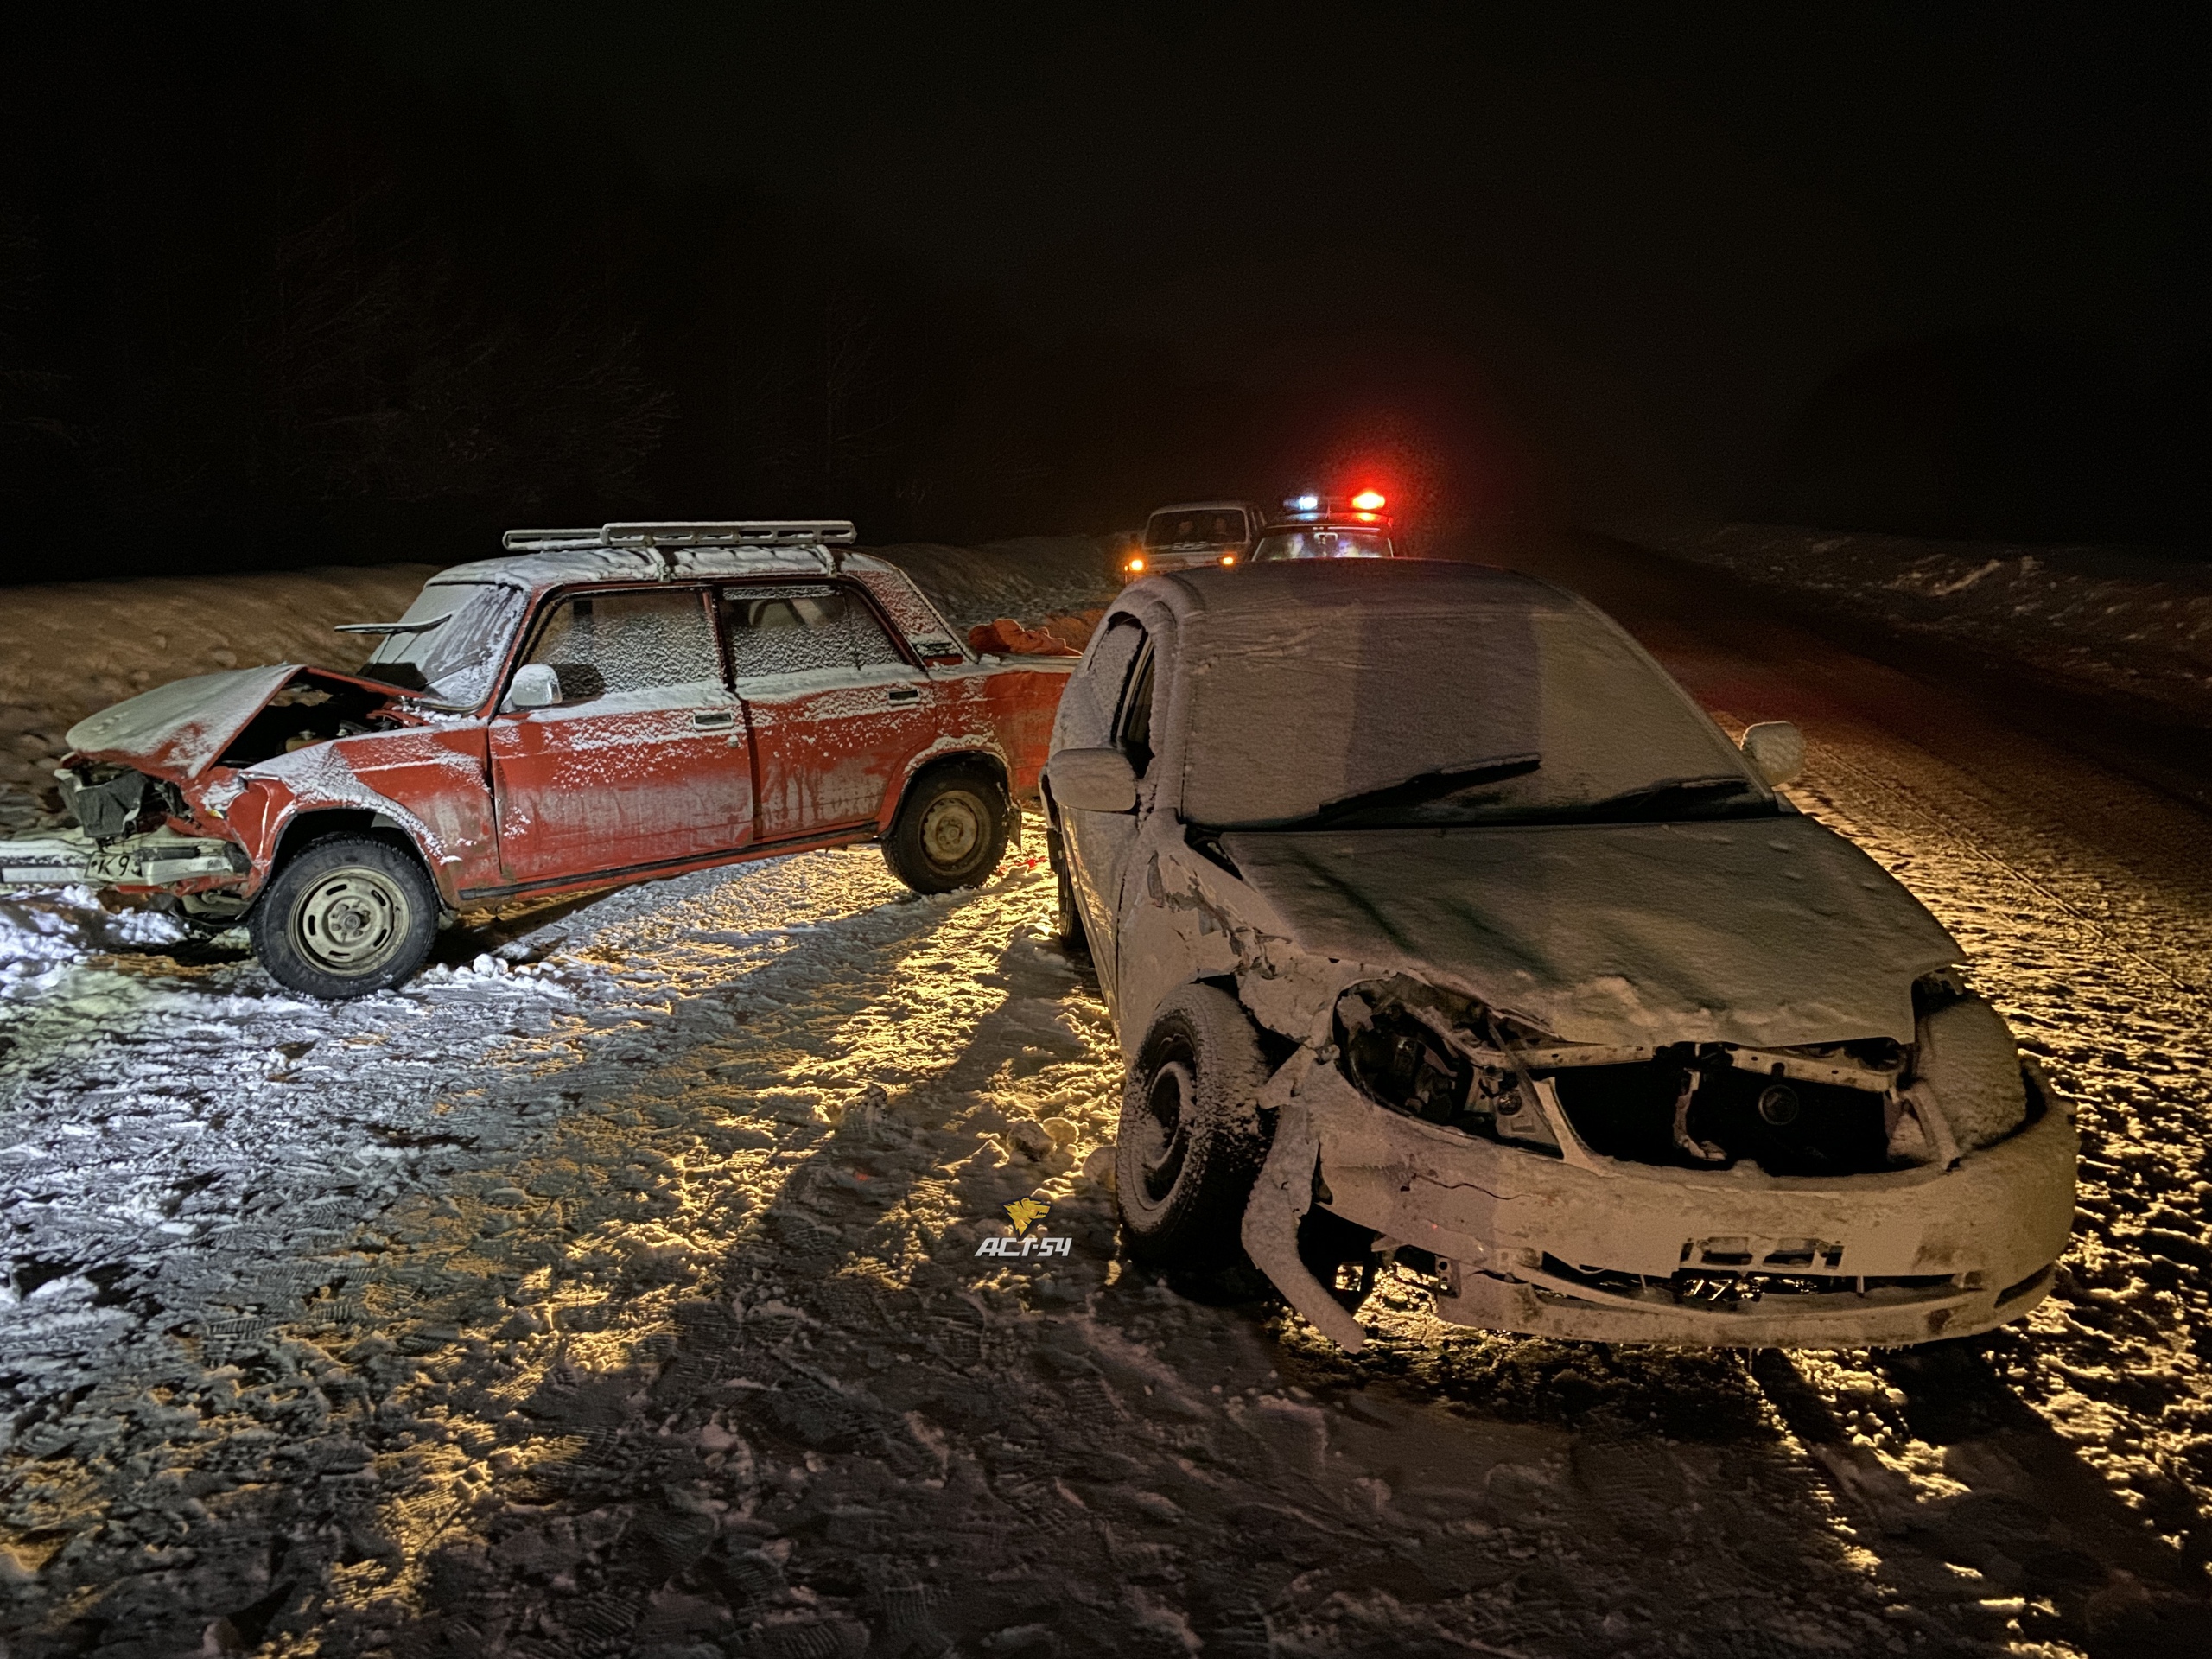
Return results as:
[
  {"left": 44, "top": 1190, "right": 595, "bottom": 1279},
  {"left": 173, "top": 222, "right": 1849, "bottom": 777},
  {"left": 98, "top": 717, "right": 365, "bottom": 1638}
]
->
[
  {"left": 885, "top": 685, "right": 920, "bottom": 703},
  {"left": 693, "top": 709, "right": 736, "bottom": 728}
]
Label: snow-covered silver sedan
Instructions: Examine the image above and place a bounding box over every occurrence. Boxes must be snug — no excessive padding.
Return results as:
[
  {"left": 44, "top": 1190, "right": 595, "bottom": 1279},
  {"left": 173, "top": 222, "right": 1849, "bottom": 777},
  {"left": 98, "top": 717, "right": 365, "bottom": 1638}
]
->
[{"left": 1041, "top": 561, "right": 2075, "bottom": 1350}]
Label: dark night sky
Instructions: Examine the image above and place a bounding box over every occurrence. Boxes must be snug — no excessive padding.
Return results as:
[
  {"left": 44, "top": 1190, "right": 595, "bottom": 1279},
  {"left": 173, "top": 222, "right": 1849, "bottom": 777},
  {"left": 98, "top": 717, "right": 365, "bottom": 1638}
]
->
[{"left": 2, "top": 6, "right": 2206, "bottom": 576}]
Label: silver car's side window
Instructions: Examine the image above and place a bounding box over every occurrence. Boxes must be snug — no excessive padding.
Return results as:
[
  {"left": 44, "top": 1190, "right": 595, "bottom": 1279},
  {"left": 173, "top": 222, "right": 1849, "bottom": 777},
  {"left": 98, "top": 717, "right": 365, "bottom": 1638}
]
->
[
  {"left": 1115, "top": 639, "right": 1158, "bottom": 779},
  {"left": 1063, "top": 615, "right": 1147, "bottom": 748}
]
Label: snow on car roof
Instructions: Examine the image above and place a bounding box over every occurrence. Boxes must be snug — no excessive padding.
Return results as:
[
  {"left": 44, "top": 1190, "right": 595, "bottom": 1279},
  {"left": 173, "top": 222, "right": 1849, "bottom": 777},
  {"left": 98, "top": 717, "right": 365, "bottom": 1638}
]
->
[
  {"left": 1141, "top": 555, "right": 1571, "bottom": 620},
  {"left": 427, "top": 543, "right": 902, "bottom": 601}
]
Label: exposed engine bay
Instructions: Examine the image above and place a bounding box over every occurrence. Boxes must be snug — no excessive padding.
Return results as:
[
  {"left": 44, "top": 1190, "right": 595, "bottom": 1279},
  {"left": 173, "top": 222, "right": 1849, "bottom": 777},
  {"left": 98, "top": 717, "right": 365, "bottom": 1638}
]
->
[
  {"left": 53, "top": 671, "right": 403, "bottom": 847},
  {"left": 1330, "top": 971, "right": 2030, "bottom": 1178},
  {"left": 213, "top": 677, "right": 399, "bottom": 768}
]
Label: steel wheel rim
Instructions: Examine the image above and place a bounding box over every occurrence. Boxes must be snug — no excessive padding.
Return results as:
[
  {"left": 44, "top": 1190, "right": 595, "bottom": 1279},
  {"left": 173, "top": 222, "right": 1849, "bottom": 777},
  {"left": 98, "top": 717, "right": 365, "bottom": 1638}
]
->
[
  {"left": 919, "top": 789, "right": 986, "bottom": 869},
  {"left": 290, "top": 867, "right": 411, "bottom": 975},
  {"left": 1138, "top": 1058, "right": 1196, "bottom": 1205}
]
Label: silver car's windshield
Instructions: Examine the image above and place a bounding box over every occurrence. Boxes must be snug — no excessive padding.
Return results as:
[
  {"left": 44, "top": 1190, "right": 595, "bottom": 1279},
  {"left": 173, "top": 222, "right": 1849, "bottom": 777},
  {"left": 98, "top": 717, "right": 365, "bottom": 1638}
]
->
[
  {"left": 362, "top": 581, "right": 529, "bottom": 707},
  {"left": 1180, "top": 598, "right": 1770, "bottom": 830}
]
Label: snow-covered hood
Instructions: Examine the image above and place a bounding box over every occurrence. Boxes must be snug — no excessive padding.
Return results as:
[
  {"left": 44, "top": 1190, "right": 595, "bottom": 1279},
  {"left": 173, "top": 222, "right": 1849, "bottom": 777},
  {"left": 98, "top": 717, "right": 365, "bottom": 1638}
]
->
[
  {"left": 64, "top": 664, "right": 396, "bottom": 780},
  {"left": 1218, "top": 813, "right": 1961, "bottom": 1048}
]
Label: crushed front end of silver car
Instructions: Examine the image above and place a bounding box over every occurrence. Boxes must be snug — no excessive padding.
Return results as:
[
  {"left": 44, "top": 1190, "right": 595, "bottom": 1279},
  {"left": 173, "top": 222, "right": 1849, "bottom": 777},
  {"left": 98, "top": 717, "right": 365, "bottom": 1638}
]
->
[{"left": 1236, "top": 969, "right": 2074, "bottom": 1351}]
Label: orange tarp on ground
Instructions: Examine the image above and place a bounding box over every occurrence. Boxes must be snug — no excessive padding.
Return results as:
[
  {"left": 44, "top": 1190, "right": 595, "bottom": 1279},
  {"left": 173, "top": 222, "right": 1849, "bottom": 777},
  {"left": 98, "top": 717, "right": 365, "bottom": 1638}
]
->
[{"left": 967, "top": 618, "right": 1074, "bottom": 657}]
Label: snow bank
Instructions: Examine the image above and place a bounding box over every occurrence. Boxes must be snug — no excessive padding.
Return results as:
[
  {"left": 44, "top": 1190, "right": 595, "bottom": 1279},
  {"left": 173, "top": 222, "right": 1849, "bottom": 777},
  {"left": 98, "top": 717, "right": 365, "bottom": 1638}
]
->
[
  {"left": 864, "top": 536, "right": 1122, "bottom": 632},
  {"left": 0, "top": 564, "right": 435, "bottom": 827},
  {"left": 0, "top": 886, "right": 186, "bottom": 984},
  {"left": 1624, "top": 522, "right": 2212, "bottom": 726}
]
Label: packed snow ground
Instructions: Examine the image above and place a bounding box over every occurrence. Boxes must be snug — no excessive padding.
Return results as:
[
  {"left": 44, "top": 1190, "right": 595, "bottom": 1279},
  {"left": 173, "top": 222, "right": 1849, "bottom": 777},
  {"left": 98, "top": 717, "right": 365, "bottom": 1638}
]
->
[{"left": 5, "top": 535, "right": 2212, "bottom": 1656}]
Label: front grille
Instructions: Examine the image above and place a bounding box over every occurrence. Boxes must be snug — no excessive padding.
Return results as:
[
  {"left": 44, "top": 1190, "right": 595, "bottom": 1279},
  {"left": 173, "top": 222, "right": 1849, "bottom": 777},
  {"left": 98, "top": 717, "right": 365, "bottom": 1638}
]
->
[{"left": 1535, "top": 1253, "right": 1959, "bottom": 1308}]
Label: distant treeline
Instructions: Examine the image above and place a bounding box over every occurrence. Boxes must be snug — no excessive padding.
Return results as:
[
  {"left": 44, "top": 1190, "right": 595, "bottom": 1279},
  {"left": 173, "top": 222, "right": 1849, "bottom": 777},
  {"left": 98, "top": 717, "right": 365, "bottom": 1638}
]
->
[
  {"left": 1, "top": 12, "right": 2202, "bottom": 581},
  {"left": 0, "top": 10, "right": 1258, "bottom": 580}
]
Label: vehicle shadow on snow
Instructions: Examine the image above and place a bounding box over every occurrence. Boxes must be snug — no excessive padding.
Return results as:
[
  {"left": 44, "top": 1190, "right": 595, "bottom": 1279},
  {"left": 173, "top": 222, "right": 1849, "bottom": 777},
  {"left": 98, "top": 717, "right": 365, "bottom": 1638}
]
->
[
  {"left": 22, "top": 868, "right": 2197, "bottom": 1658},
  {"left": 318, "top": 905, "right": 2088, "bottom": 1658},
  {"left": 1878, "top": 1336, "right": 2212, "bottom": 1650},
  {"left": 1749, "top": 1332, "right": 2212, "bottom": 1655}
]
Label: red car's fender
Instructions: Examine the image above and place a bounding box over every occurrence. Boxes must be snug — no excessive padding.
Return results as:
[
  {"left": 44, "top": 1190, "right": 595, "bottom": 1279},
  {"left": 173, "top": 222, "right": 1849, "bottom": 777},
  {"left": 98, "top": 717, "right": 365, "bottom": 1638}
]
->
[
  {"left": 876, "top": 732, "right": 1018, "bottom": 835},
  {"left": 194, "top": 722, "right": 499, "bottom": 909},
  {"left": 874, "top": 660, "right": 1072, "bottom": 829}
]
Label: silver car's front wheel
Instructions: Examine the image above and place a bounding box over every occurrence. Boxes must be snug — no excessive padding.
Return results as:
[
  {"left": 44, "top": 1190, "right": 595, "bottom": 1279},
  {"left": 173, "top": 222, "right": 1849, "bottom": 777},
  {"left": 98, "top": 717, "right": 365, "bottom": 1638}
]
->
[{"left": 1116, "top": 982, "right": 1274, "bottom": 1271}]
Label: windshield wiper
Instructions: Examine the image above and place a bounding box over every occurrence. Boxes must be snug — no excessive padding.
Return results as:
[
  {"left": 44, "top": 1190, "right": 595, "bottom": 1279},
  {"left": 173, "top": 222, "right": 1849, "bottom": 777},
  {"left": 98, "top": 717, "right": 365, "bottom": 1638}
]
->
[
  {"left": 1573, "top": 774, "right": 1763, "bottom": 822},
  {"left": 1291, "top": 753, "right": 1542, "bottom": 830},
  {"left": 333, "top": 618, "right": 450, "bottom": 635}
]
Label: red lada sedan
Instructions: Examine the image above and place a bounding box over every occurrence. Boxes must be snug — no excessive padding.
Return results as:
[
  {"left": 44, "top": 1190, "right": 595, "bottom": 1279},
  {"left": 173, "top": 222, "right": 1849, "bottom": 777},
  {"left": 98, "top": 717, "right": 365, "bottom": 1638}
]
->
[{"left": 7, "top": 522, "right": 1075, "bottom": 997}]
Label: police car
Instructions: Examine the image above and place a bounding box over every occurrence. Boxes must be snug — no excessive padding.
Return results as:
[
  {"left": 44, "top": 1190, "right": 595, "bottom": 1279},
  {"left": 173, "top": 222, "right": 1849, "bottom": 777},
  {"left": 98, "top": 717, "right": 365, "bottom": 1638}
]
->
[{"left": 1247, "top": 489, "right": 1400, "bottom": 562}]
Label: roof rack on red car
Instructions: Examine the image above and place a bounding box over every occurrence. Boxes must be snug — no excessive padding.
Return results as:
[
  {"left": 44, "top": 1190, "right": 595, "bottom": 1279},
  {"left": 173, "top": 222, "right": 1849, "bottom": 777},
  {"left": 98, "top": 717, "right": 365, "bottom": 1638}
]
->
[{"left": 500, "top": 521, "right": 858, "bottom": 551}]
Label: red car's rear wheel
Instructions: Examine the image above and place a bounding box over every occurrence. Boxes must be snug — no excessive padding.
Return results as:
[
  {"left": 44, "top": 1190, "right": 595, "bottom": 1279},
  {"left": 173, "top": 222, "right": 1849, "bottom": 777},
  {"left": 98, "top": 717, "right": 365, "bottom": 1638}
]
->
[{"left": 882, "top": 765, "right": 1009, "bottom": 893}]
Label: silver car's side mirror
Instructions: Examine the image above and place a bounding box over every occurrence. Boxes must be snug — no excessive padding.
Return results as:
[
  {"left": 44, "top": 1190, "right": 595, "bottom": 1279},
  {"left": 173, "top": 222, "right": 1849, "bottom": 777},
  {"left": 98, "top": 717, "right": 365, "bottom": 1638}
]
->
[
  {"left": 1049, "top": 747, "right": 1139, "bottom": 813},
  {"left": 505, "top": 663, "right": 561, "bottom": 713},
  {"left": 1740, "top": 721, "right": 1805, "bottom": 786}
]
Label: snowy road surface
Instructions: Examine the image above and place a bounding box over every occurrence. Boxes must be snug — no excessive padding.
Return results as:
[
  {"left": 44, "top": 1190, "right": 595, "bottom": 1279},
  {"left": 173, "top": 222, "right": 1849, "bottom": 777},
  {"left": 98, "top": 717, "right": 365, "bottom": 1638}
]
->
[{"left": 5, "top": 536, "right": 2212, "bottom": 1656}]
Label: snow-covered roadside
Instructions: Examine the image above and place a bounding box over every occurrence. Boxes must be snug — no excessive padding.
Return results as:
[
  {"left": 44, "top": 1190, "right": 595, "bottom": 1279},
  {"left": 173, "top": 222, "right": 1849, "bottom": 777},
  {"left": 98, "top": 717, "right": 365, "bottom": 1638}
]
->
[
  {"left": 1618, "top": 523, "right": 2212, "bottom": 728},
  {"left": 6, "top": 791, "right": 2212, "bottom": 1653}
]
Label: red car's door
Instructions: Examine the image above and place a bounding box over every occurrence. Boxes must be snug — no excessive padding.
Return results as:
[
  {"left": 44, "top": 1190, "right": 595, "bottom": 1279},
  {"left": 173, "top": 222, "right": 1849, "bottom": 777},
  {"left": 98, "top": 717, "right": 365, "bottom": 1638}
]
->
[
  {"left": 722, "top": 582, "right": 936, "bottom": 841},
  {"left": 489, "top": 585, "right": 754, "bottom": 886}
]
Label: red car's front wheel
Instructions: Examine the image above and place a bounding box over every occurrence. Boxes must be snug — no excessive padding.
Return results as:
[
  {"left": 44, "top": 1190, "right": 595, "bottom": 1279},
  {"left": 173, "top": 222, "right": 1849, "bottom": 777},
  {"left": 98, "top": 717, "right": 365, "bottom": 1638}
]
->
[{"left": 250, "top": 835, "right": 439, "bottom": 999}]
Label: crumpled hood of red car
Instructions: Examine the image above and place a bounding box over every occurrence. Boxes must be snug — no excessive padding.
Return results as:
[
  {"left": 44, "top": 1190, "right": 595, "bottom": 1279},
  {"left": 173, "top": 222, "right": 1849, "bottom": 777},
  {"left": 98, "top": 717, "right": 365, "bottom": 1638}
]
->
[
  {"left": 1220, "top": 813, "right": 1962, "bottom": 1049},
  {"left": 64, "top": 664, "right": 404, "bottom": 780}
]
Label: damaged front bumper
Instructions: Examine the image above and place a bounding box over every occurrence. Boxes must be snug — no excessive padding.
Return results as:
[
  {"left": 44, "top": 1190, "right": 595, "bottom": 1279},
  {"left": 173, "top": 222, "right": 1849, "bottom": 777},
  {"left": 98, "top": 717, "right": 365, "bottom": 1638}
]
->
[
  {"left": 2, "top": 828, "right": 250, "bottom": 890},
  {"left": 1254, "top": 1052, "right": 2075, "bottom": 1350}
]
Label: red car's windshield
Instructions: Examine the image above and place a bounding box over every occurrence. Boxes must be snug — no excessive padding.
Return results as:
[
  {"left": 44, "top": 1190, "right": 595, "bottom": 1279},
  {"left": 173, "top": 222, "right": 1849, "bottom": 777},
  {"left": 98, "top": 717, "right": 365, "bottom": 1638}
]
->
[{"left": 363, "top": 581, "right": 529, "bottom": 707}]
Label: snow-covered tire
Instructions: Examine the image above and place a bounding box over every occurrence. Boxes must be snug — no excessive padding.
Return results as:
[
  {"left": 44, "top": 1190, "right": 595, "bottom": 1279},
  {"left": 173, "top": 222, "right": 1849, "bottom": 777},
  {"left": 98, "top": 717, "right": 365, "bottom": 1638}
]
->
[
  {"left": 250, "top": 835, "right": 439, "bottom": 1000},
  {"left": 1117, "top": 982, "right": 1273, "bottom": 1271},
  {"left": 882, "top": 763, "right": 1009, "bottom": 894},
  {"left": 1047, "top": 823, "right": 1090, "bottom": 957}
]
